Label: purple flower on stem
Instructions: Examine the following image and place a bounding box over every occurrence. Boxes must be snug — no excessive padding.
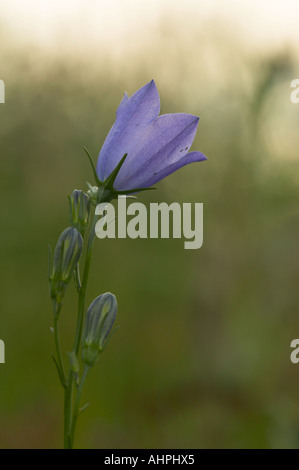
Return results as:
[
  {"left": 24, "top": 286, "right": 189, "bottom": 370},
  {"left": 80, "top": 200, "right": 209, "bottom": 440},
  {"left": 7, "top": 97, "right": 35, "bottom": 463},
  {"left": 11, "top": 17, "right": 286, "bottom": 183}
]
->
[{"left": 95, "top": 80, "right": 207, "bottom": 192}]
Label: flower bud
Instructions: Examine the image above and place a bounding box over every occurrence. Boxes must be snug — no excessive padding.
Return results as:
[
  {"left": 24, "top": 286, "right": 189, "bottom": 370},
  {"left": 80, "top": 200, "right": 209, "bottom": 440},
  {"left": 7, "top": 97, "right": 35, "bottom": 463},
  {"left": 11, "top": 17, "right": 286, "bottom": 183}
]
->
[
  {"left": 82, "top": 293, "right": 117, "bottom": 367},
  {"left": 49, "top": 227, "right": 83, "bottom": 304},
  {"left": 86, "top": 183, "right": 98, "bottom": 201},
  {"left": 69, "top": 189, "right": 91, "bottom": 236},
  {"left": 67, "top": 351, "right": 80, "bottom": 374}
]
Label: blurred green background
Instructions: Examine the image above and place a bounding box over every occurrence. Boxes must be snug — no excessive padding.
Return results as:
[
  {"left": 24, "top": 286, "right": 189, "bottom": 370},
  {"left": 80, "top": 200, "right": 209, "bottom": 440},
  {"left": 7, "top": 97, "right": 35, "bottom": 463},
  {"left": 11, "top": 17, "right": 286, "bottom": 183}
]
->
[{"left": 1, "top": 0, "right": 299, "bottom": 449}]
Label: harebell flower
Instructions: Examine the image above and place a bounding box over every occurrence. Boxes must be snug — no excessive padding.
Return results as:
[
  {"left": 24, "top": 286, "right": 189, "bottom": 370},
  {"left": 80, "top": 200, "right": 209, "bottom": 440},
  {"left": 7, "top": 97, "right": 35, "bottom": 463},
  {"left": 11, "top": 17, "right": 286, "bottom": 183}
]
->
[{"left": 48, "top": 79, "right": 206, "bottom": 448}]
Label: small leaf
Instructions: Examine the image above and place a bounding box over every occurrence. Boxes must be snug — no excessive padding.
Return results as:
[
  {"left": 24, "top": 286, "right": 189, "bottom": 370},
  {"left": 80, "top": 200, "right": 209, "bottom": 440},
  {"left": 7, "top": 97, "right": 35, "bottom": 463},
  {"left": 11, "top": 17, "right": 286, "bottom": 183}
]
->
[
  {"left": 79, "top": 403, "right": 90, "bottom": 415},
  {"left": 51, "top": 354, "right": 66, "bottom": 389}
]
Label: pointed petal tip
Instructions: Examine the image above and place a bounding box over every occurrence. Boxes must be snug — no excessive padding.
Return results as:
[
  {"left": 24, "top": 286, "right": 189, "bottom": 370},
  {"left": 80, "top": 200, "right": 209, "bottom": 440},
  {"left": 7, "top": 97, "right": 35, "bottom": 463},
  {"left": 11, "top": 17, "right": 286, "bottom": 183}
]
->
[
  {"left": 186, "top": 150, "right": 207, "bottom": 162},
  {"left": 146, "top": 78, "right": 158, "bottom": 93},
  {"left": 176, "top": 113, "right": 200, "bottom": 126},
  {"left": 142, "top": 79, "right": 159, "bottom": 96},
  {"left": 196, "top": 152, "right": 208, "bottom": 162}
]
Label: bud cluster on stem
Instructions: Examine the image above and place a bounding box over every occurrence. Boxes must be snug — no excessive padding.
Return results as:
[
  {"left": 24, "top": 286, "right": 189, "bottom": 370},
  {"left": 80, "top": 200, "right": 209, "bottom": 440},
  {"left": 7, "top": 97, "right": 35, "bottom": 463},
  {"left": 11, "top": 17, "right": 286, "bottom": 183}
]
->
[{"left": 48, "top": 188, "right": 118, "bottom": 449}]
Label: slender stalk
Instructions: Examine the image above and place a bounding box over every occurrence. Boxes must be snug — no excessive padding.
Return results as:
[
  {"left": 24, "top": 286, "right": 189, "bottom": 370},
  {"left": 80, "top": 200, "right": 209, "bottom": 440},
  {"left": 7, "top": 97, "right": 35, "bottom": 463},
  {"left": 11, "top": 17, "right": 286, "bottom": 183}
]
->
[
  {"left": 64, "top": 211, "right": 97, "bottom": 449},
  {"left": 73, "top": 213, "right": 98, "bottom": 355},
  {"left": 70, "top": 365, "right": 89, "bottom": 447},
  {"left": 52, "top": 301, "right": 66, "bottom": 388},
  {"left": 64, "top": 372, "right": 74, "bottom": 449},
  {"left": 63, "top": 191, "right": 111, "bottom": 449},
  {"left": 54, "top": 316, "right": 66, "bottom": 388}
]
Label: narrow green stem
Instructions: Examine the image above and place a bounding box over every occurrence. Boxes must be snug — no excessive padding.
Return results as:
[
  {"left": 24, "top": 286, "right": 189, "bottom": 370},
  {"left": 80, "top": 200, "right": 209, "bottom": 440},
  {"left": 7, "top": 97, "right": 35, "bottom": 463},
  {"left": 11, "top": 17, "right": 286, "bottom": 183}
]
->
[
  {"left": 73, "top": 213, "right": 98, "bottom": 355},
  {"left": 74, "top": 262, "right": 82, "bottom": 293},
  {"left": 52, "top": 301, "right": 66, "bottom": 388},
  {"left": 64, "top": 372, "right": 74, "bottom": 449},
  {"left": 63, "top": 192, "right": 112, "bottom": 449},
  {"left": 64, "top": 211, "right": 97, "bottom": 449},
  {"left": 70, "top": 365, "right": 89, "bottom": 447},
  {"left": 54, "top": 316, "right": 66, "bottom": 388}
]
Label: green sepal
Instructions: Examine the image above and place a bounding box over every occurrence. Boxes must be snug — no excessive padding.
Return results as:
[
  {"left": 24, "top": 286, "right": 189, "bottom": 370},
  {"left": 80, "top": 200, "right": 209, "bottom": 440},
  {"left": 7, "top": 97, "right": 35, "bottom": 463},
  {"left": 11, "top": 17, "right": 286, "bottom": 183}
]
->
[
  {"left": 116, "top": 187, "right": 157, "bottom": 195},
  {"left": 83, "top": 150, "right": 157, "bottom": 203},
  {"left": 102, "top": 153, "right": 128, "bottom": 189},
  {"left": 83, "top": 147, "right": 101, "bottom": 186}
]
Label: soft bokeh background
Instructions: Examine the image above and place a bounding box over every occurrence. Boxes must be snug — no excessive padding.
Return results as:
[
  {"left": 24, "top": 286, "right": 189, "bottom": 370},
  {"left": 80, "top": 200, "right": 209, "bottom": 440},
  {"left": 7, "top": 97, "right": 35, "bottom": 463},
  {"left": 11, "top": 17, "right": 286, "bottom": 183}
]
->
[{"left": 1, "top": 0, "right": 299, "bottom": 449}]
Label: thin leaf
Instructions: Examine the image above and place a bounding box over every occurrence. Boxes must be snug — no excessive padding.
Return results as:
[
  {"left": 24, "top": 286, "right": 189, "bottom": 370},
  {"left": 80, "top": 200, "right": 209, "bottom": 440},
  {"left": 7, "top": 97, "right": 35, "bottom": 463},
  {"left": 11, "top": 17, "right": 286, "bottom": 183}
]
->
[
  {"left": 51, "top": 354, "right": 66, "bottom": 389},
  {"left": 79, "top": 403, "right": 90, "bottom": 415}
]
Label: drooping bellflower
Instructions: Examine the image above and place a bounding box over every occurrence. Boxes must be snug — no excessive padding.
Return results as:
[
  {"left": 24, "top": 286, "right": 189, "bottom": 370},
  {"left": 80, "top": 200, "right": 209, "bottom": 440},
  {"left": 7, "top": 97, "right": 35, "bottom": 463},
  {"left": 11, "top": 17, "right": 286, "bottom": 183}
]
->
[{"left": 96, "top": 80, "right": 207, "bottom": 192}]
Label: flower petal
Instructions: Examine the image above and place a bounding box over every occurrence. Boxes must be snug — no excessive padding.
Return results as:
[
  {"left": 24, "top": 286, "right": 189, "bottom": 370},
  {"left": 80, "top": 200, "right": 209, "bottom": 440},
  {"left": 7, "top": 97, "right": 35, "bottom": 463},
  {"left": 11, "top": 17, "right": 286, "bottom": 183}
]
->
[
  {"left": 113, "top": 113, "right": 203, "bottom": 190},
  {"left": 139, "top": 151, "right": 207, "bottom": 188},
  {"left": 97, "top": 80, "right": 160, "bottom": 181}
]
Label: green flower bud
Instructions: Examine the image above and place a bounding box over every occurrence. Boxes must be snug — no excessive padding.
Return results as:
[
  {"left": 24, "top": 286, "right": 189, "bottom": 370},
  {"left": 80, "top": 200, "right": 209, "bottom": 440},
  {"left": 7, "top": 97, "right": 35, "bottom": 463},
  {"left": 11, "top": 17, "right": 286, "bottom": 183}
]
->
[
  {"left": 86, "top": 183, "right": 98, "bottom": 205},
  {"left": 69, "top": 189, "right": 91, "bottom": 236},
  {"left": 67, "top": 351, "right": 80, "bottom": 374},
  {"left": 82, "top": 293, "right": 117, "bottom": 367},
  {"left": 49, "top": 227, "right": 83, "bottom": 304}
]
